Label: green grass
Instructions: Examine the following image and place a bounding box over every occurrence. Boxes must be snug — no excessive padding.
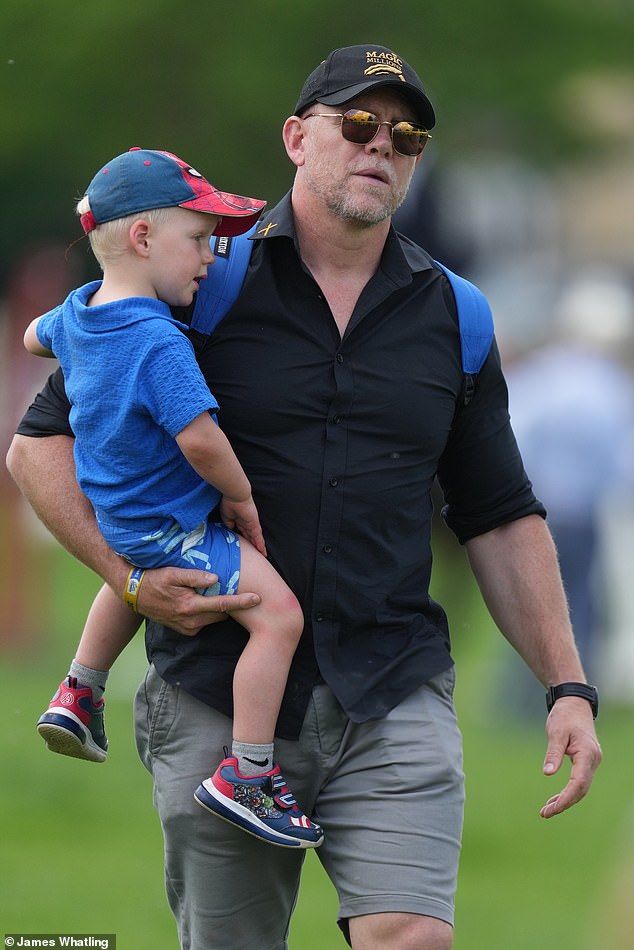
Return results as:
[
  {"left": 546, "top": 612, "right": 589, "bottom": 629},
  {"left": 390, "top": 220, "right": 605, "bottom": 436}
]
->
[{"left": 1, "top": 541, "right": 632, "bottom": 949}]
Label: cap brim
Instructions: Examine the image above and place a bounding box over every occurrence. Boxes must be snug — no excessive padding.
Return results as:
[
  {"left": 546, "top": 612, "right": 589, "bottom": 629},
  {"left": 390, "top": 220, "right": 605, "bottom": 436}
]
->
[
  {"left": 317, "top": 80, "right": 435, "bottom": 129},
  {"left": 212, "top": 209, "right": 265, "bottom": 237},
  {"left": 180, "top": 192, "right": 266, "bottom": 236}
]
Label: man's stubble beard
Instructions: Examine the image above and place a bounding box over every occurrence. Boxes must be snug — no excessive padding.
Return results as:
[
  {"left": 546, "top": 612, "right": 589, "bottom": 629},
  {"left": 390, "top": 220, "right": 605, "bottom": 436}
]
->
[{"left": 303, "top": 141, "right": 416, "bottom": 227}]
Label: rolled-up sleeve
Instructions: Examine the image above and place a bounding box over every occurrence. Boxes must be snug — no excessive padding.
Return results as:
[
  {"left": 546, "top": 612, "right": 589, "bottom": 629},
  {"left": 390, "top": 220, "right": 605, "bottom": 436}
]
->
[
  {"left": 438, "top": 339, "right": 546, "bottom": 544},
  {"left": 16, "top": 367, "right": 74, "bottom": 439}
]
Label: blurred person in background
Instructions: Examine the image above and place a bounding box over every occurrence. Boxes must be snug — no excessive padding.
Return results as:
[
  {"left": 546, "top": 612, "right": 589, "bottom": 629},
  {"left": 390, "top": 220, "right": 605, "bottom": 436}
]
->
[
  {"left": 7, "top": 45, "right": 602, "bottom": 950},
  {"left": 0, "top": 245, "right": 82, "bottom": 644},
  {"left": 506, "top": 272, "right": 634, "bottom": 708},
  {"left": 392, "top": 156, "right": 474, "bottom": 274}
]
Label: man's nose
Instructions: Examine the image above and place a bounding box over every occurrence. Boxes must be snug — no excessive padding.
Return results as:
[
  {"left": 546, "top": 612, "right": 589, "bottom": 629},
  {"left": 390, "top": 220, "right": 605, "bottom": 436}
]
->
[{"left": 368, "top": 121, "right": 393, "bottom": 156}]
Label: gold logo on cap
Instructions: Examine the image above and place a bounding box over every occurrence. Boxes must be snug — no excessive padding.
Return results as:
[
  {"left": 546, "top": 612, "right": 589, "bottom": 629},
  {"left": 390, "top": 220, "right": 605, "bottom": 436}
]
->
[{"left": 364, "top": 50, "right": 406, "bottom": 81}]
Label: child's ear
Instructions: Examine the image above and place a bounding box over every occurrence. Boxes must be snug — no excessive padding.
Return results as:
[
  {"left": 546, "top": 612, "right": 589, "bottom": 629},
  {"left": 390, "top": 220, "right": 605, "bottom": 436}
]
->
[{"left": 129, "top": 218, "right": 152, "bottom": 257}]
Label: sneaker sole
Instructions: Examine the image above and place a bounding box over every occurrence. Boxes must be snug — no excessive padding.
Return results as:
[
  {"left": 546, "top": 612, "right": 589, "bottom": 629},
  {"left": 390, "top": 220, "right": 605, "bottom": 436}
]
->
[
  {"left": 193, "top": 782, "right": 323, "bottom": 849},
  {"left": 37, "top": 713, "right": 107, "bottom": 763}
]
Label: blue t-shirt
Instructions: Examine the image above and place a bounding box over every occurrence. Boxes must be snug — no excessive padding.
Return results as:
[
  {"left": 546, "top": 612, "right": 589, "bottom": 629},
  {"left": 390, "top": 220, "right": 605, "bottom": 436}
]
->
[{"left": 36, "top": 281, "right": 220, "bottom": 532}]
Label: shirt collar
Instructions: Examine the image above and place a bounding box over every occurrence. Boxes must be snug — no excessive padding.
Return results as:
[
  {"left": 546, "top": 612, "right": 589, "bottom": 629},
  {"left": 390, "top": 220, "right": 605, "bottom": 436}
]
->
[
  {"left": 250, "top": 191, "right": 295, "bottom": 241},
  {"left": 70, "top": 282, "right": 188, "bottom": 332},
  {"left": 251, "top": 190, "right": 433, "bottom": 285}
]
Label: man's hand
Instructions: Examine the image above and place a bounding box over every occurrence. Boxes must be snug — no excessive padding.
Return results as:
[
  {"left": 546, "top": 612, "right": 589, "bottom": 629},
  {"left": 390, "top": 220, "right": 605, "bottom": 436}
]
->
[
  {"left": 540, "top": 697, "right": 602, "bottom": 818},
  {"left": 136, "top": 565, "right": 260, "bottom": 636}
]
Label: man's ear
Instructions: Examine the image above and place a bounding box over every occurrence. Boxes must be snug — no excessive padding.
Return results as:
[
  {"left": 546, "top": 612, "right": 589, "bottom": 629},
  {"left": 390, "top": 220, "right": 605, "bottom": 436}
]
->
[
  {"left": 129, "top": 218, "right": 152, "bottom": 257},
  {"left": 282, "top": 116, "right": 307, "bottom": 168}
]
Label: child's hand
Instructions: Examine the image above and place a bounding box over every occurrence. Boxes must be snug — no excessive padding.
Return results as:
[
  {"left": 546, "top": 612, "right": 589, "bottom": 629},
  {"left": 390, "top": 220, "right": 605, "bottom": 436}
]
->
[{"left": 219, "top": 496, "right": 267, "bottom": 557}]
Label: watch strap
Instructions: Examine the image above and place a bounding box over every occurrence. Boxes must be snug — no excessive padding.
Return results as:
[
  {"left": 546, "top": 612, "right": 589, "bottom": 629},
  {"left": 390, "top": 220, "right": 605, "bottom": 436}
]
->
[{"left": 545, "top": 682, "right": 598, "bottom": 719}]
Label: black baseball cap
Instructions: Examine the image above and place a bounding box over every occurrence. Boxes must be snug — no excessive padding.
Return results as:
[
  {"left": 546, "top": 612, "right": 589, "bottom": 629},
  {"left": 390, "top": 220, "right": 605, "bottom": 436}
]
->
[{"left": 294, "top": 44, "right": 436, "bottom": 129}]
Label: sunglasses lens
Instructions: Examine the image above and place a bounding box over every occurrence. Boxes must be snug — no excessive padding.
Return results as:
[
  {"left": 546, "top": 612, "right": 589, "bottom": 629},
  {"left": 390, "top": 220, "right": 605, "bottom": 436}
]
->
[
  {"left": 341, "top": 111, "right": 430, "bottom": 156},
  {"left": 392, "top": 122, "right": 429, "bottom": 157},
  {"left": 341, "top": 111, "right": 381, "bottom": 145}
]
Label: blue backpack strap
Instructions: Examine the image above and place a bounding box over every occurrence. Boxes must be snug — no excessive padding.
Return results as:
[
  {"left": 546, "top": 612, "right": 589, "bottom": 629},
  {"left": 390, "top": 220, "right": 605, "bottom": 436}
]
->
[
  {"left": 190, "top": 225, "right": 257, "bottom": 336},
  {"left": 434, "top": 260, "right": 494, "bottom": 405},
  {"left": 190, "top": 238, "right": 494, "bottom": 407}
]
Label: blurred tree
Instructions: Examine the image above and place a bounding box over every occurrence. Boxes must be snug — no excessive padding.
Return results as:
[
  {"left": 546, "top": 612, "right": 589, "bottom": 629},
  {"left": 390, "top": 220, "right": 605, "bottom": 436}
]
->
[{"left": 0, "top": 0, "right": 632, "bottom": 289}]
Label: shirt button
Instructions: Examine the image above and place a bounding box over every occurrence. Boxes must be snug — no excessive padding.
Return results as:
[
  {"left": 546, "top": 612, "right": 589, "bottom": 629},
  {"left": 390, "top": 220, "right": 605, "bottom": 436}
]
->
[
  {"left": 336, "top": 353, "right": 344, "bottom": 364},
  {"left": 332, "top": 415, "right": 341, "bottom": 424},
  {"left": 329, "top": 476, "right": 338, "bottom": 487}
]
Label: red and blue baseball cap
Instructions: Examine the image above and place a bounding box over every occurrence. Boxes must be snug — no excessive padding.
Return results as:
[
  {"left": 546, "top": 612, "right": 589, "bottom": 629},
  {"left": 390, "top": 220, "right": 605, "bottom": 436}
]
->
[{"left": 80, "top": 147, "right": 266, "bottom": 237}]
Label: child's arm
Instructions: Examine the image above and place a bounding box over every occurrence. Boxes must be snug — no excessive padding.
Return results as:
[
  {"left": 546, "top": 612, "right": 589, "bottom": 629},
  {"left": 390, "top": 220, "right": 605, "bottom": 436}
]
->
[
  {"left": 175, "top": 412, "right": 266, "bottom": 556},
  {"left": 24, "top": 317, "right": 54, "bottom": 357}
]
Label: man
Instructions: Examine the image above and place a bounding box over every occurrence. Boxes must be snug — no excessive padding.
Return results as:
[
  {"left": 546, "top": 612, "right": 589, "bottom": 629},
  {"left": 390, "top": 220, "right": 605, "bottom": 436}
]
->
[{"left": 7, "top": 45, "right": 601, "bottom": 950}]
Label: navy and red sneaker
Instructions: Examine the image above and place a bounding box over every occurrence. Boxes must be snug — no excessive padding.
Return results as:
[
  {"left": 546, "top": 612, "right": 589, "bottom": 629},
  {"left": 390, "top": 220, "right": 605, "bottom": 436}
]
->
[
  {"left": 194, "top": 755, "right": 323, "bottom": 849},
  {"left": 37, "top": 676, "right": 108, "bottom": 763}
]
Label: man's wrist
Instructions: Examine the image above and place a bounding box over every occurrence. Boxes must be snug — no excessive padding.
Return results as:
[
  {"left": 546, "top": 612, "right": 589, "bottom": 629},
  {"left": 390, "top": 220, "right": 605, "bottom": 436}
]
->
[{"left": 545, "top": 682, "right": 599, "bottom": 719}]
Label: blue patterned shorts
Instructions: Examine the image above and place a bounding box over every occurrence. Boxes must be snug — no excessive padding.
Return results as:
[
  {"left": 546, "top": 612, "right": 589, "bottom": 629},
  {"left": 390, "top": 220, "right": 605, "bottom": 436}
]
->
[{"left": 97, "top": 515, "right": 241, "bottom": 596}]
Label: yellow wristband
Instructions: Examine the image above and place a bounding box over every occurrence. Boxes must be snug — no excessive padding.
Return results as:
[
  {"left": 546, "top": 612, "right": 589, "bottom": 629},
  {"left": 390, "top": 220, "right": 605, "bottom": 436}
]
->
[{"left": 123, "top": 567, "right": 146, "bottom": 612}]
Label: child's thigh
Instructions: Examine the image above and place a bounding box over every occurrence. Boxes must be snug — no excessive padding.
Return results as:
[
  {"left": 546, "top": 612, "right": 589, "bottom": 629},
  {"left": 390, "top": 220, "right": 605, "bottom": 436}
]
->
[
  {"left": 235, "top": 537, "right": 295, "bottom": 601},
  {"left": 234, "top": 539, "right": 304, "bottom": 641}
]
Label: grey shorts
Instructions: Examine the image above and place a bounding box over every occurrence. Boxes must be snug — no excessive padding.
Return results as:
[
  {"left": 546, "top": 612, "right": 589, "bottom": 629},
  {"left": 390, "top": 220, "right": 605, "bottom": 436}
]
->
[{"left": 134, "top": 664, "right": 464, "bottom": 950}]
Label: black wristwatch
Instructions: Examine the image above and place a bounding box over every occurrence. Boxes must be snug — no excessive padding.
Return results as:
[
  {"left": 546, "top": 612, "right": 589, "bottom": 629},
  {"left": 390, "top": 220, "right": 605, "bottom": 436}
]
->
[{"left": 546, "top": 682, "right": 599, "bottom": 719}]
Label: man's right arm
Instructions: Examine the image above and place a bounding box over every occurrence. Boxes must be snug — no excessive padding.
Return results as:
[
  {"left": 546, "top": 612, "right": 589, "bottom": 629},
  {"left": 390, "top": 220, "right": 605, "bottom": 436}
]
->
[
  {"left": 7, "top": 433, "right": 126, "bottom": 588},
  {"left": 6, "top": 374, "right": 259, "bottom": 633}
]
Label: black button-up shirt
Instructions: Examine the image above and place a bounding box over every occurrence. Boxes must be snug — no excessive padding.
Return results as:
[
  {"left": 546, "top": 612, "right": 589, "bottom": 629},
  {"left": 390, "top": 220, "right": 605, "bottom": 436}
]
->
[{"left": 17, "top": 192, "right": 544, "bottom": 738}]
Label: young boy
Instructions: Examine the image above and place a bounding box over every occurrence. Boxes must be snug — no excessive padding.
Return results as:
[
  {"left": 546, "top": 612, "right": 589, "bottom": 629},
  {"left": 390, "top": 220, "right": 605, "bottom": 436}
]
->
[{"left": 23, "top": 147, "right": 323, "bottom": 850}]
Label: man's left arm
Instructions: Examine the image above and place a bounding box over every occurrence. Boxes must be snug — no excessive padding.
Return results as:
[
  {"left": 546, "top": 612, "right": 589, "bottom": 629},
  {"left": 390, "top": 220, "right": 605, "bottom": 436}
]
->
[{"left": 465, "top": 513, "right": 602, "bottom": 818}]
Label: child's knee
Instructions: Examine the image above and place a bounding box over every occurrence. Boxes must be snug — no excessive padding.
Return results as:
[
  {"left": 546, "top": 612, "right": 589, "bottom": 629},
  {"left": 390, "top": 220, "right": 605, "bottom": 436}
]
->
[{"left": 276, "top": 590, "right": 304, "bottom": 643}]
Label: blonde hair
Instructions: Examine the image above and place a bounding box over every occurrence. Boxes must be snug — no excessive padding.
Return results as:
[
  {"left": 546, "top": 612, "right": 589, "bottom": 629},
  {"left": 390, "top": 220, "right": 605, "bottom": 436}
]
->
[{"left": 76, "top": 196, "right": 173, "bottom": 269}]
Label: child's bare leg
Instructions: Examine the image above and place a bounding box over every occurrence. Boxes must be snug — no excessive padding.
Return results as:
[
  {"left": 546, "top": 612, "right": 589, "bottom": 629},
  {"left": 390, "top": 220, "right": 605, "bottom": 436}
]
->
[
  {"left": 76, "top": 582, "right": 142, "bottom": 671},
  {"left": 194, "top": 540, "right": 323, "bottom": 848},
  {"left": 37, "top": 583, "right": 141, "bottom": 763},
  {"left": 69, "top": 582, "right": 141, "bottom": 701},
  {"left": 228, "top": 539, "right": 303, "bottom": 747}
]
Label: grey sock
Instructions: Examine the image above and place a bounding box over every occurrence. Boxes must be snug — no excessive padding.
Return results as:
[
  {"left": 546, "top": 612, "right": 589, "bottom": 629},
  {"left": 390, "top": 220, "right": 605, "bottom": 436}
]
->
[
  {"left": 232, "top": 741, "right": 274, "bottom": 776},
  {"left": 69, "top": 659, "right": 109, "bottom": 704}
]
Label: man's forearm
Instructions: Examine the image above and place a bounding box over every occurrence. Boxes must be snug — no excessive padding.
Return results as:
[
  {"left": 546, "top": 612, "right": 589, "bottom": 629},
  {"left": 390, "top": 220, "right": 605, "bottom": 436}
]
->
[
  {"left": 465, "top": 514, "right": 586, "bottom": 686},
  {"left": 6, "top": 434, "right": 129, "bottom": 596},
  {"left": 467, "top": 514, "right": 602, "bottom": 818},
  {"left": 6, "top": 433, "right": 261, "bottom": 634}
]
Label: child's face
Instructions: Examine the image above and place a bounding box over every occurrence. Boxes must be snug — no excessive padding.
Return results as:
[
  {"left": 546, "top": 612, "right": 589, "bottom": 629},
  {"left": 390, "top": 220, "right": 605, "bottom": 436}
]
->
[{"left": 147, "top": 208, "right": 219, "bottom": 307}]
